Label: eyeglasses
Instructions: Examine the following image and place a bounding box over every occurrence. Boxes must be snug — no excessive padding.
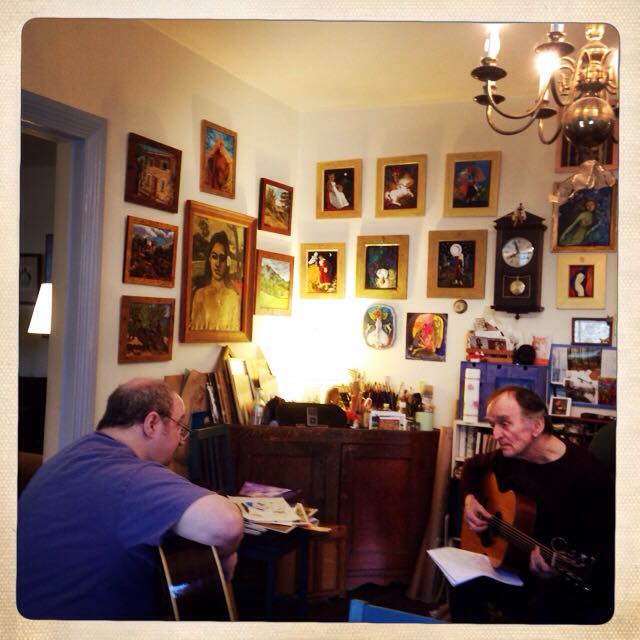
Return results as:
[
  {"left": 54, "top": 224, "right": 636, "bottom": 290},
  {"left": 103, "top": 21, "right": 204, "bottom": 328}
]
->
[
  {"left": 209, "top": 251, "right": 228, "bottom": 263},
  {"left": 162, "top": 415, "right": 192, "bottom": 442}
]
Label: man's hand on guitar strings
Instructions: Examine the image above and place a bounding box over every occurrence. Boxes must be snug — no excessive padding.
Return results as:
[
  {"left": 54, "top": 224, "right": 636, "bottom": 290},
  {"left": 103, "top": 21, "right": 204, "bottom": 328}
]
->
[
  {"left": 464, "top": 494, "right": 491, "bottom": 532},
  {"left": 529, "top": 546, "right": 556, "bottom": 579}
]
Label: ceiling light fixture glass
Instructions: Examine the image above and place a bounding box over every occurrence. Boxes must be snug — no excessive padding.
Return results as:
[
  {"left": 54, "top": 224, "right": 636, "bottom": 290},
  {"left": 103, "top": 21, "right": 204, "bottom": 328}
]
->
[{"left": 471, "top": 23, "right": 619, "bottom": 151}]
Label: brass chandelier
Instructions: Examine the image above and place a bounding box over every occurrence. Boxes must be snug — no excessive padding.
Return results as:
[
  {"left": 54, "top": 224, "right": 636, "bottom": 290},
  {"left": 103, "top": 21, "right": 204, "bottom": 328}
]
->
[{"left": 471, "top": 23, "right": 619, "bottom": 151}]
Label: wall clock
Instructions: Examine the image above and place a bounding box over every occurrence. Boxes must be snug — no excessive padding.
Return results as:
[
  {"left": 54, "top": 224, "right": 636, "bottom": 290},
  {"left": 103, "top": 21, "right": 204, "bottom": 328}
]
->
[{"left": 493, "top": 204, "right": 546, "bottom": 318}]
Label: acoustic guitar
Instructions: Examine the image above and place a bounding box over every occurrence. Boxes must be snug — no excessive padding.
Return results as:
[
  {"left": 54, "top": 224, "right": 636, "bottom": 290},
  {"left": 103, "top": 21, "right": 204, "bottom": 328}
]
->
[
  {"left": 460, "top": 472, "right": 594, "bottom": 591},
  {"left": 158, "top": 535, "right": 237, "bottom": 621}
]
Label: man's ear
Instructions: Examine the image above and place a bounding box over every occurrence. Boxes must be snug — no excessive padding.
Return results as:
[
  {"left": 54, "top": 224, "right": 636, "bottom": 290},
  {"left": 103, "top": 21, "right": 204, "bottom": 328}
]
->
[
  {"left": 141, "top": 411, "right": 163, "bottom": 438},
  {"left": 532, "top": 415, "right": 545, "bottom": 438}
]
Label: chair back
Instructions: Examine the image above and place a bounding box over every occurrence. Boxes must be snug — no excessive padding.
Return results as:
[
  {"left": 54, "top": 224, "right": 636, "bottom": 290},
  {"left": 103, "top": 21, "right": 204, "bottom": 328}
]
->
[
  {"left": 188, "top": 424, "right": 236, "bottom": 495},
  {"left": 348, "top": 599, "right": 442, "bottom": 623}
]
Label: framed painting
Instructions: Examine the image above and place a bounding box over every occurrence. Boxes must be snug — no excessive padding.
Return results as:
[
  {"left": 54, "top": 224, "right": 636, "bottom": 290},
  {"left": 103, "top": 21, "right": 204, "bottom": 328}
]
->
[
  {"left": 254, "top": 250, "right": 294, "bottom": 316},
  {"left": 124, "top": 133, "right": 182, "bottom": 213},
  {"left": 200, "top": 120, "right": 237, "bottom": 198},
  {"left": 180, "top": 200, "right": 256, "bottom": 343},
  {"left": 118, "top": 295, "right": 175, "bottom": 363},
  {"left": 363, "top": 304, "right": 396, "bottom": 349},
  {"left": 443, "top": 151, "right": 501, "bottom": 217},
  {"left": 551, "top": 185, "right": 616, "bottom": 252},
  {"left": 123, "top": 215, "right": 178, "bottom": 287},
  {"left": 299, "top": 242, "right": 345, "bottom": 298},
  {"left": 556, "top": 253, "right": 606, "bottom": 309},
  {"left": 427, "top": 230, "right": 487, "bottom": 298},
  {"left": 316, "top": 159, "right": 362, "bottom": 219},
  {"left": 549, "top": 395, "right": 572, "bottom": 417},
  {"left": 355, "top": 234, "right": 409, "bottom": 299},
  {"left": 572, "top": 317, "right": 613, "bottom": 346},
  {"left": 375, "top": 154, "right": 427, "bottom": 217},
  {"left": 555, "top": 115, "right": 618, "bottom": 173},
  {"left": 19, "top": 253, "right": 42, "bottom": 304},
  {"left": 258, "top": 178, "right": 293, "bottom": 235},
  {"left": 405, "top": 312, "right": 448, "bottom": 361}
]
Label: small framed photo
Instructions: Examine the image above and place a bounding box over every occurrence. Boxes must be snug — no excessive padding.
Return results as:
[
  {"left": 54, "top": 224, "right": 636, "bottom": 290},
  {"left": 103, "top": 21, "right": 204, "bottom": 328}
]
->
[
  {"left": 19, "top": 253, "right": 42, "bottom": 304},
  {"left": 258, "top": 178, "right": 293, "bottom": 235},
  {"left": 375, "top": 154, "right": 427, "bottom": 217},
  {"left": 555, "top": 115, "right": 618, "bottom": 173},
  {"left": 551, "top": 185, "right": 616, "bottom": 252},
  {"left": 200, "top": 120, "right": 237, "bottom": 198},
  {"left": 124, "top": 133, "right": 182, "bottom": 213},
  {"left": 299, "top": 242, "right": 345, "bottom": 298},
  {"left": 556, "top": 253, "right": 606, "bottom": 309},
  {"left": 316, "top": 159, "right": 362, "bottom": 219},
  {"left": 443, "top": 151, "right": 501, "bottom": 217},
  {"left": 549, "top": 395, "right": 572, "bottom": 417},
  {"left": 405, "top": 312, "right": 448, "bottom": 361},
  {"left": 355, "top": 234, "right": 409, "bottom": 299},
  {"left": 572, "top": 317, "right": 613, "bottom": 346},
  {"left": 123, "top": 216, "right": 178, "bottom": 288},
  {"left": 427, "top": 230, "right": 487, "bottom": 298},
  {"left": 255, "top": 250, "right": 294, "bottom": 316},
  {"left": 118, "top": 295, "right": 175, "bottom": 363}
]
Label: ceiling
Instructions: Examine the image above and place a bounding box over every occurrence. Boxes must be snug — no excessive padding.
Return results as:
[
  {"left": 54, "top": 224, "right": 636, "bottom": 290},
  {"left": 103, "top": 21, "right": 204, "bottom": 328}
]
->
[{"left": 144, "top": 20, "right": 619, "bottom": 111}]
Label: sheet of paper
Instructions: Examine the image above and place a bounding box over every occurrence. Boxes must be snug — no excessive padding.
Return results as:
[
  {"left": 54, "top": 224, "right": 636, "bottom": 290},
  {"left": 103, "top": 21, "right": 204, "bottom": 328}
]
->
[
  {"left": 427, "top": 546, "right": 523, "bottom": 587},
  {"left": 228, "top": 496, "right": 300, "bottom": 524}
]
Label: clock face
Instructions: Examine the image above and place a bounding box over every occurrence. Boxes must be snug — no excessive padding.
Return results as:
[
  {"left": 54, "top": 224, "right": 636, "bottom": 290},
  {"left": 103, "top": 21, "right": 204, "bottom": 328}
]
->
[{"left": 501, "top": 237, "right": 534, "bottom": 268}]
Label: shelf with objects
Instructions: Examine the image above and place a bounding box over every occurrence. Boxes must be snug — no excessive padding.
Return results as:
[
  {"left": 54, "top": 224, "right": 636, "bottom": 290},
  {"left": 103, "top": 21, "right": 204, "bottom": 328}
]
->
[{"left": 450, "top": 419, "right": 495, "bottom": 479}]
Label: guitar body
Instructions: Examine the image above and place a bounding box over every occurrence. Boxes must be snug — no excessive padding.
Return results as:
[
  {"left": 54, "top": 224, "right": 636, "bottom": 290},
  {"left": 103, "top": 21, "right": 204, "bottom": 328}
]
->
[
  {"left": 460, "top": 472, "right": 537, "bottom": 572},
  {"left": 159, "top": 536, "right": 237, "bottom": 621}
]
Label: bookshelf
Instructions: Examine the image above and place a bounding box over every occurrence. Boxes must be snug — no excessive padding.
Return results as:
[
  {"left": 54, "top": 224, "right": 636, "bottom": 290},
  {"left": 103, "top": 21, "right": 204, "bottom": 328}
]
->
[{"left": 451, "top": 419, "right": 495, "bottom": 478}]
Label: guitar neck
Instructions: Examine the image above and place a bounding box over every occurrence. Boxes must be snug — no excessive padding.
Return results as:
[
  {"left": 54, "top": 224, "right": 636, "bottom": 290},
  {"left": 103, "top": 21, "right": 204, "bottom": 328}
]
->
[{"left": 488, "top": 514, "right": 554, "bottom": 563}]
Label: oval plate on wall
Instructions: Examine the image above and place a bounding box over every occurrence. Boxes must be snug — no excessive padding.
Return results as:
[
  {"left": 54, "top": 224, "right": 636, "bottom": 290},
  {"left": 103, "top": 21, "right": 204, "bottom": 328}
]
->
[{"left": 363, "top": 304, "right": 396, "bottom": 349}]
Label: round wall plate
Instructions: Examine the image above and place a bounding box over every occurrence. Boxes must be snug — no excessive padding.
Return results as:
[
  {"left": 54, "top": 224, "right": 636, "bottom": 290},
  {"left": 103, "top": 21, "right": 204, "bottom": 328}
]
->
[{"left": 453, "top": 299, "right": 468, "bottom": 314}]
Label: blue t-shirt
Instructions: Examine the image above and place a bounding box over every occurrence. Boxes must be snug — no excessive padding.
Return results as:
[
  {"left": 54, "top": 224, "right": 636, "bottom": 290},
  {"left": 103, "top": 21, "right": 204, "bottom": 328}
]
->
[{"left": 17, "top": 431, "right": 210, "bottom": 620}]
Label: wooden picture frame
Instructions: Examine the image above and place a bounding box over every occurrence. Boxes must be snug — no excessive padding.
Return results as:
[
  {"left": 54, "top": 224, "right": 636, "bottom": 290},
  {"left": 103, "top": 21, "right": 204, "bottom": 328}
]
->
[
  {"left": 19, "top": 253, "right": 42, "bottom": 304},
  {"left": 123, "top": 215, "right": 178, "bottom": 288},
  {"left": 124, "top": 133, "right": 182, "bottom": 213},
  {"left": 405, "top": 312, "right": 448, "bottom": 361},
  {"left": 254, "top": 250, "right": 294, "bottom": 316},
  {"left": 427, "top": 230, "right": 487, "bottom": 299},
  {"left": 549, "top": 395, "right": 572, "bottom": 417},
  {"left": 556, "top": 253, "right": 606, "bottom": 309},
  {"left": 316, "top": 159, "right": 362, "bottom": 219},
  {"left": 258, "top": 178, "right": 293, "bottom": 235},
  {"left": 299, "top": 242, "right": 345, "bottom": 298},
  {"left": 200, "top": 120, "right": 237, "bottom": 199},
  {"left": 443, "top": 151, "right": 501, "bottom": 217},
  {"left": 180, "top": 200, "right": 256, "bottom": 343},
  {"left": 555, "top": 116, "right": 619, "bottom": 173},
  {"left": 355, "top": 235, "right": 409, "bottom": 299},
  {"left": 118, "top": 295, "right": 175, "bottom": 363},
  {"left": 551, "top": 184, "right": 617, "bottom": 252},
  {"left": 571, "top": 317, "right": 613, "bottom": 346},
  {"left": 375, "top": 154, "right": 427, "bottom": 217}
]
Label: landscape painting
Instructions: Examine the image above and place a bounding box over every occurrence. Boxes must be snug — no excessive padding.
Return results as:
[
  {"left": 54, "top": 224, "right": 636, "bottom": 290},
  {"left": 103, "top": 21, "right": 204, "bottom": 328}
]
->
[
  {"left": 258, "top": 178, "right": 293, "bottom": 235},
  {"left": 254, "top": 250, "right": 294, "bottom": 315}
]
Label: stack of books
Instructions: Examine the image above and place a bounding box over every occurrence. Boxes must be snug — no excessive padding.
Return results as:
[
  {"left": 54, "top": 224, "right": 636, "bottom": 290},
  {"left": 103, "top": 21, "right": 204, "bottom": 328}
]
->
[{"left": 228, "top": 496, "right": 320, "bottom": 535}]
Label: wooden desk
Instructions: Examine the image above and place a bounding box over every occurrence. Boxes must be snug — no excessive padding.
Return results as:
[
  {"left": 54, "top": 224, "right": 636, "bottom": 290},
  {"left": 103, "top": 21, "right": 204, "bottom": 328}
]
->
[{"left": 229, "top": 425, "right": 440, "bottom": 588}]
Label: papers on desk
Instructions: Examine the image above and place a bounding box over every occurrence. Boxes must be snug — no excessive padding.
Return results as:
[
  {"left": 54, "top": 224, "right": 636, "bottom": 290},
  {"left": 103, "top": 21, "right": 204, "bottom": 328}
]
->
[
  {"left": 228, "top": 496, "right": 319, "bottom": 534},
  {"left": 427, "top": 547, "right": 523, "bottom": 587}
]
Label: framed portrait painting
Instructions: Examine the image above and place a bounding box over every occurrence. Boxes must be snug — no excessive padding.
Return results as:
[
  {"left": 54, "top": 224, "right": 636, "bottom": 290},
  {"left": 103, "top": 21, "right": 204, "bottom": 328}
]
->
[
  {"left": 258, "top": 178, "right": 293, "bottom": 235},
  {"left": 375, "top": 154, "right": 427, "bottom": 217},
  {"left": 19, "top": 253, "right": 42, "bottom": 305},
  {"left": 316, "top": 159, "right": 362, "bottom": 219},
  {"left": 355, "top": 235, "right": 408, "bottom": 299},
  {"left": 405, "top": 312, "right": 448, "bottom": 361},
  {"left": 556, "top": 253, "right": 606, "bottom": 309},
  {"left": 551, "top": 185, "right": 616, "bottom": 252},
  {"left": 549, "top": 395, "right": 572, "bottom": 417},
  {"left": 299, "top": 242, "right": 345, "bottom": 298},
  {"left": 427, "top": 230, "right": 487, "bottom": 298},
  {"left": 180, "top": 200, "right": 256, "bottom": 343},
  {"left": 254, "top": 250, "right": 294, "bottom": 316},
  {"left": 123, "top": 216, "right": 178, "bottom": 288},
  {"left": 118, "top": 295, "right": 175, "bottom": 363},
  {"left": 200, "top": 120, "right": 237, "bottom": 198},
  {"left": 124, "top": 133, "right": 182, "bottom": 213},
  {"left": 443, "top": 151, "right": 501, "bottom": 217}
]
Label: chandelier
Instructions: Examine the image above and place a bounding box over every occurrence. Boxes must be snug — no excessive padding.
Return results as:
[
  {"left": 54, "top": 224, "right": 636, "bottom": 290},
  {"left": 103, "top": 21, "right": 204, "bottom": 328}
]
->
[{"left": 471, "top": 23, "right": 619, "bottom": 151}]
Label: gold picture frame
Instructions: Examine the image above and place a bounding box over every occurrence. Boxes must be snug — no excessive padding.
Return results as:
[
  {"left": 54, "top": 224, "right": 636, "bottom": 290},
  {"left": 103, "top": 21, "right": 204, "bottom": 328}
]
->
[
  {"left": 556, "top": 253, "right": 606, "bottom": 309},
  {"left": 254, "top": 249, "right": 294, "bottom": 316},
  {"left": 375, "top": 154, "right": 427, "bottom": 217},
  {"left": 316, "top": 159, "right": 362, "bottom": 219},
  {"left": 427, "top": 230, "right": 487, "bottom": 298},
  {"left": 443, "top": 151, "right": 501, "bottom": 217},
  {"left": 355, "top": 235, "right": 409, "bottom": 299},
  {"left": 299, "top": 242, "right": 345, "bottom": 298}
]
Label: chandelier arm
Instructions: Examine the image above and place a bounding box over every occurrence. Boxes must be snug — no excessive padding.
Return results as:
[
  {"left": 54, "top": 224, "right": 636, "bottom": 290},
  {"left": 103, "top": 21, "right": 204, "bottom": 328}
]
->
[
  {"left": 485, "top": 107, "right": 538, "bottom": 135},
  {"left": 549, "top": 75, "right": 574, "bottom": 108},
  {"left": 537, "top": 118, "right": 563, "bottom": 145},
  {"left": 485, "top": 82, "right": 548, "bottom": 120}
]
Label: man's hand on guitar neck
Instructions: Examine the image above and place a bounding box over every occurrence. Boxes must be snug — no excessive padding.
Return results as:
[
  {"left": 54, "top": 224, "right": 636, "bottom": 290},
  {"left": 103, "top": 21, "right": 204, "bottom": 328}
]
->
[
  {"left": 464, "top": 494, "right": 491, "bottom": 532},
  {"left": 529, "top": 546, "right": 556, "bottom": 579}
]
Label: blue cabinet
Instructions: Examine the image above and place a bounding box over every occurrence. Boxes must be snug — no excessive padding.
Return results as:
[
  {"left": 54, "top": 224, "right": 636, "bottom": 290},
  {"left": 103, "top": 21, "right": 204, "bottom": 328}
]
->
[{"left": 457, "top": 361, "right": 548, "bottom": 420}]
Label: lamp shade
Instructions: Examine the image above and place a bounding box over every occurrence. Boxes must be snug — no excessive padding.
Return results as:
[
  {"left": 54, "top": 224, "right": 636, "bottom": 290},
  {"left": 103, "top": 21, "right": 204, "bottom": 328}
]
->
[{"left": 28, "top": 282, "right": 52, "bottom": 334}]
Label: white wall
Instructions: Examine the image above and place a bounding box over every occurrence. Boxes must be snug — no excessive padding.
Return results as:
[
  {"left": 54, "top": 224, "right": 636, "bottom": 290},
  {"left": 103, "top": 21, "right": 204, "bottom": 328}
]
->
[{"left": 22, "top": 19, "right": 617, "bottom": 435}]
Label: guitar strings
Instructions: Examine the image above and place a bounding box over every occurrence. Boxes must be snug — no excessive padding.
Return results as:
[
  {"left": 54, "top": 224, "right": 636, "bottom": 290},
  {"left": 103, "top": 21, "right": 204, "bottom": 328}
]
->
[{"left": 487, "top": 514, "right": 557, "bottom": 561}]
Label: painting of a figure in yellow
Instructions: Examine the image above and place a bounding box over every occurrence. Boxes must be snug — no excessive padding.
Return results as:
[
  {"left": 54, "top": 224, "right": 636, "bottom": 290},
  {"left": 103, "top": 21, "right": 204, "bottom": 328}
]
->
[{"left": 405, "top": 312, "right": 448, "bottom": 361}]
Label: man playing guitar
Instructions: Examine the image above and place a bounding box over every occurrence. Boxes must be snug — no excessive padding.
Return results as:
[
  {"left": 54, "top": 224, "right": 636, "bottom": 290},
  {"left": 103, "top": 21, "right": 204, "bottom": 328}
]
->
[{"left": 452, "top": 385, "right": 614, "bottom": 624}]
